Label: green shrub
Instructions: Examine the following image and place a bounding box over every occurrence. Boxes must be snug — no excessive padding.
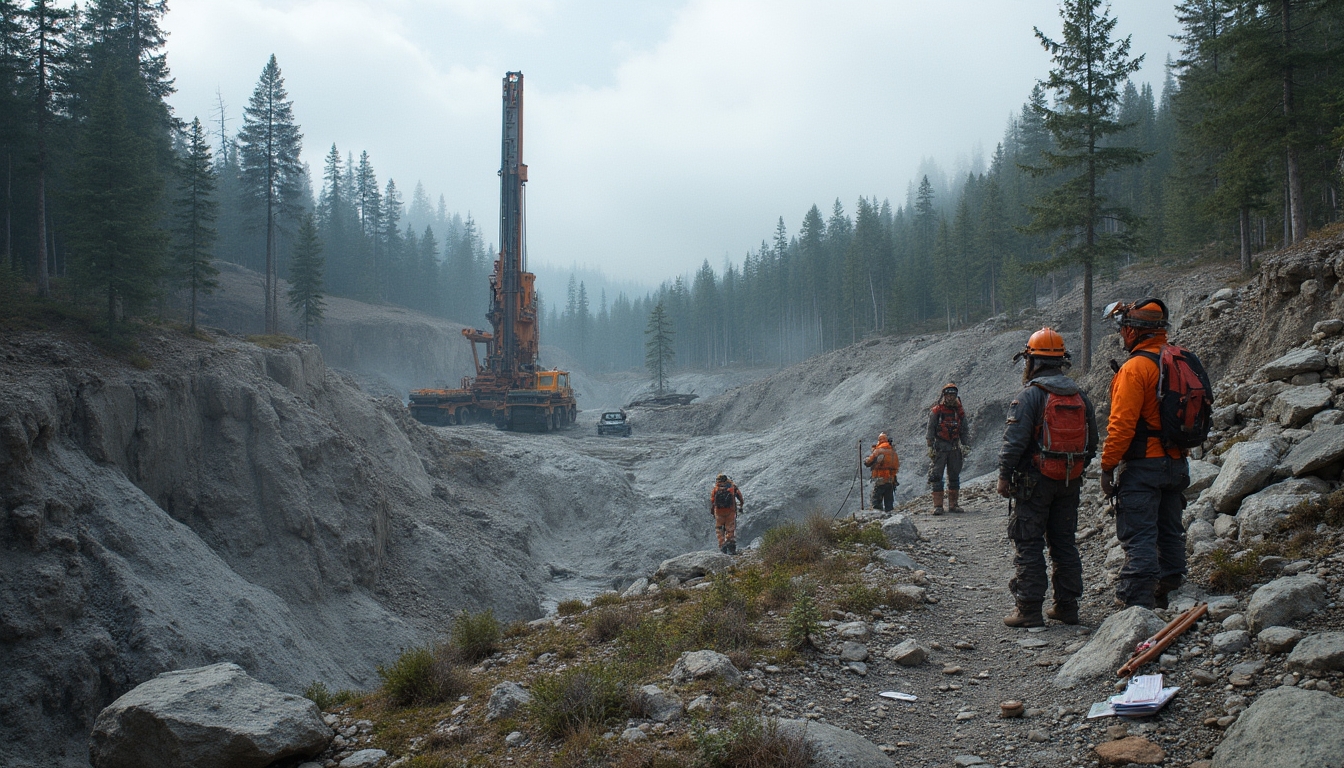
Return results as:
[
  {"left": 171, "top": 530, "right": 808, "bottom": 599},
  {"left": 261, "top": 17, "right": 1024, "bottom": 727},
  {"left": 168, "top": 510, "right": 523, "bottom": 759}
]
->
[
  {"left": 303, "top": 681, "right": 334, "bottom": 710},
  {"left": 761, "top": 522, "right": 824, "bottom": 566},
  {"left": 451, "top": 609, "right": 500, "bottom": 663},
  {"left": 694, "top": 715, "right": 811, "bottom": 768},
  {"left": 591, "top": 592, "right": 624, "bottom": 608},
  {"left": 586, "top": 605, "right": 638, "bottom": 643},
  {"left": 784, "top": 591, "right": 821, "bottom": 651},
  {"left": 1204, "top": 548, "right": 1261, "bottom": 592},
  {"left": 377, "top": 645, "right": 465, "bottom": 707},
  {"left": 835, "top": 522, "right": 888, "bottom": 548},
  {"left": 529, "top": 663, "right": 633, "bottom": 739},
  {"left": 557, "top": 598, "right": 587, "bottom": 616}
]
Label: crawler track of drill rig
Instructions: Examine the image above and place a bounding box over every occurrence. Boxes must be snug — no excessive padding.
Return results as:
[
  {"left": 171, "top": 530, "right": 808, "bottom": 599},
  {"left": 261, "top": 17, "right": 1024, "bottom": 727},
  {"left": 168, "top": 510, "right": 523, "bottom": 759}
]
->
[{"left": 409, "top": 72, "right": 577, "bottom": 432}]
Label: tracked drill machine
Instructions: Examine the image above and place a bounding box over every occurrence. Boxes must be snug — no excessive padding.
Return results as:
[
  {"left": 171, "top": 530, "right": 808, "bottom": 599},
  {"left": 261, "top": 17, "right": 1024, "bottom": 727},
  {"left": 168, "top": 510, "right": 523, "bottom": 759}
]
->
[{"left": 409, "top": 72, "right": 577, "bottom": 431}]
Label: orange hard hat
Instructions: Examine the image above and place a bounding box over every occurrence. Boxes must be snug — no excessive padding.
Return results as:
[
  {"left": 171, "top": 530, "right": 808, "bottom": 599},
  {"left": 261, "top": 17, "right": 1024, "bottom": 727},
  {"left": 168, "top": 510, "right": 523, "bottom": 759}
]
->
[
  {"left": 1104, "top": 297, "right": 1169, "bottom": 330},
  {"left": 942, "top": 383, "right": 958, "bottom": 394},
  {"left": 1024, "top": 327, "right": 1068, "bottom": 358}
]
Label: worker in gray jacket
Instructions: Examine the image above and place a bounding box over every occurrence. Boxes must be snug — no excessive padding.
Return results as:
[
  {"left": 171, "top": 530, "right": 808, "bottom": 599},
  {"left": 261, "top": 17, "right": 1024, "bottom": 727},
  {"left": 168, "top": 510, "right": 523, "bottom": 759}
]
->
[{"left": 996, "top": 327, "right": 1098, "bottom": 628}]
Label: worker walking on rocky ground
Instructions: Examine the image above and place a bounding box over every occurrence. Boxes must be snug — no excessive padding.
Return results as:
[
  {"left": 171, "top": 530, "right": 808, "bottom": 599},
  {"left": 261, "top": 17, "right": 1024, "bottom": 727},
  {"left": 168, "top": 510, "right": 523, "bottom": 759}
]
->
[
  {"left": 1101, "top": 298, "right": 1209, "bottom": 609},
  {"left": 864, "top": 432, "right": 900, "bottom": 512},
  {"left": 927, "top": 383, "right": 971, "bottom": 515},
  {"left": 997, "top": 328, "right": 1097, "bottom": 628},
  {"left": 710, "top": 474, "right": 744, "bottom": 555}
]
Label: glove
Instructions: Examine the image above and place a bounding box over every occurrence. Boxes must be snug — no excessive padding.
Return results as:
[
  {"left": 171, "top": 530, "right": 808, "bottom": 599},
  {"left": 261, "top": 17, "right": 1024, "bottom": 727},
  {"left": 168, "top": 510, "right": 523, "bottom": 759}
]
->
[
  {"left": 1100, "top": 469, "right": 1117, "bottom": 498},
  {"left": 927, "top": 447, "right": 937, "bottom": 459},
  {"left": 960, "top": 445, "right": 971, "bottom": 457},
  {"left": 996, "top": 477, "right": 1012, "bottom": 498}
]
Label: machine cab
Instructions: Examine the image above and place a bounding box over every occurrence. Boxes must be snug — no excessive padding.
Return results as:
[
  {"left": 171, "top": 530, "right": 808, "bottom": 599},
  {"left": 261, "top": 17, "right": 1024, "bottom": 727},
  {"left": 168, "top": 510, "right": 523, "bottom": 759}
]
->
[{"left": 535, "top": 370, "right": 570, "bottom": 392}]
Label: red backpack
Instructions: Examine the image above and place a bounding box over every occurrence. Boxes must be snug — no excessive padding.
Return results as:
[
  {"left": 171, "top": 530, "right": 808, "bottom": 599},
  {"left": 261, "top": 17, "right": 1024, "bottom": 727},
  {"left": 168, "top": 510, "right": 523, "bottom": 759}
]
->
[
  {"left": 932, "top": 401, "right": 965, "bottom": 442},
  {"left": 1125, "top": 345, "right": 1213, "bottom": 455},
  {"left": 1032, "top": 385, "right": 1089, "bottom": 482}
]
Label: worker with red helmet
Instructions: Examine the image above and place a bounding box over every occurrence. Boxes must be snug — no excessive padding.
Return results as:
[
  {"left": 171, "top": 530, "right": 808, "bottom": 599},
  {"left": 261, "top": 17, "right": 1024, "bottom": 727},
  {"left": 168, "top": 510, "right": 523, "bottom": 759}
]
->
[
  {"left": 864, "top": 432, "right": 900, "bottom": 512},
  {"left": 997, "top": 327, "right": 1098, "bottom": 628},
  {"left": 926, "top": 383, "right": 971, "bottom": 515},
  {"left": 1101, "top": 298, "right": 1191, "bottom": 609}
]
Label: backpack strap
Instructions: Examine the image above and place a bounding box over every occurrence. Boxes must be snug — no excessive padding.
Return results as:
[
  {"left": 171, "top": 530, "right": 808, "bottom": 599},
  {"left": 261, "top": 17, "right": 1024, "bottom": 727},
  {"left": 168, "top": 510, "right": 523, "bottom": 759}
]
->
[{"left": 1123, "top": 349, "right": 1162, "bottom": 460}]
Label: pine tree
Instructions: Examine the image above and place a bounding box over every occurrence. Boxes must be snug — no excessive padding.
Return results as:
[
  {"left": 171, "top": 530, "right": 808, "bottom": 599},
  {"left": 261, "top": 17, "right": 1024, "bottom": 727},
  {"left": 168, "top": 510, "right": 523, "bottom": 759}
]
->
[
  {"left": 173, "top": 117, "right": 218, "bottom": 333},
  {"left": 288, "top": 213, "right": 324, "bottom": 339},
  {"left": 239, "top": 54, "right": 303, "bottom": 334},
  {"left": 1024, "top": 0, "right": 1146, "bottom": 373},
  {"left": 68, "top": 69, "right": 166, "bottom": 332},
  {"left": 644, "top": 301, "right": 675, "bottom": 394},
  {"left": 30, "top": 0, "right": 71, "bottom": 298}
]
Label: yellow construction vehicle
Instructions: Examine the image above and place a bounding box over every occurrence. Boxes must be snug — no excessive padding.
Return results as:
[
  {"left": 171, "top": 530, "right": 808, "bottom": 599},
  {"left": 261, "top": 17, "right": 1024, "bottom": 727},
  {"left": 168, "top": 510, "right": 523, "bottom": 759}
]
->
[{"left": 409, "top": 72, "right": 577, "bottom": 431}]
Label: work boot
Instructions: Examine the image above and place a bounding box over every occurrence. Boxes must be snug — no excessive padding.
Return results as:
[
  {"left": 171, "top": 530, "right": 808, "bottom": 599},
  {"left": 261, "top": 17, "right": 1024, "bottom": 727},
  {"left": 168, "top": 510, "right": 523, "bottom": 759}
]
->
[
  {"left": 719, "top": 542, "right": 730, "bottom": 555},
  {"left": 1003, "top": 603, "right": 1045, "bottom": 628},
  {"left": 727, "top": 540, "right": 738, "bottom": 556},
  {"left": 1046, "top": 601, "right": 1080, "bottom": 625},
  {"left": 1154, "top": 576, "right": 1183, "bottom": 610},
  {"left": 948, "top": 489, "right": 964, "bottom": 513},
  {"left": 931, "top": 491, "right": 945, "bottom": 516}
]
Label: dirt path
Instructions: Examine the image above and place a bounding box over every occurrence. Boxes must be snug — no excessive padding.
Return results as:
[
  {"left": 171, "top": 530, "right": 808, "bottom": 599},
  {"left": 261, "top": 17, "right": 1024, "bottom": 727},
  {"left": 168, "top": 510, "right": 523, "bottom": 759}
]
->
[{"left": 751, "top": 483, "right": 1210, "bottom": 768}]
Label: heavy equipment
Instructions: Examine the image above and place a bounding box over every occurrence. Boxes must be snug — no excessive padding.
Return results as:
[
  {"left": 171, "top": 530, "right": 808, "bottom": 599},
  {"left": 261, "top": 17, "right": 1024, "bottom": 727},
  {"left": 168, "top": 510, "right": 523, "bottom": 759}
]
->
[{"left": 409, "top": 72, "right": 577, "bottom": 432}]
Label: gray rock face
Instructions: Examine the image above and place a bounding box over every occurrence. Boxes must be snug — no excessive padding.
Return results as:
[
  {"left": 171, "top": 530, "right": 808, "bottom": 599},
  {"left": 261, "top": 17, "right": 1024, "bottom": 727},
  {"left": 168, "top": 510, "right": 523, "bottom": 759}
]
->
[
  {"left": 1246, "top": 575, "right": 1327, "bottom": 633},
  {"left": 1212, "top": 404, "right": 1241, "bottom": 431},
  {"left": 1287, "top": 632, "right": 1344, "bottom": 672},
  {"left": 1213, "top": 686, "right": 1344, "bottom": 768},
  {"left": 876, "top": 549, "right": 919, "bottom": 570},
  {"left": 1054, "top": 607, "right": 1165, "bottom": 688},
  {"left": 655, "top": 551, "right": 735, "bottom": 581},
  {"left": 1266, "top": 384, "right": 1333, "bottom": 427},
  {"left": 1212, "top": 630, "right": 1251, "bottom": 654},
  {"left": 1286, "top": 423, "right": 1344, "bottom": 476},
  {"left": 885, "top": 639, "right": 928, "bottom": 666},
  {"left": 774, "top": 719, "right": 893, "bottom": 768},
  {"left": 638, "top": 685, "right": 683, "bottom": 723},
  {"left": 1235, "top": 485, "right": 1316, "bottom": 540},
  {"left": 1259, "top": 349, "right": 1328, "bottom": 381},
  {"left": 880, "top": 514, "right": 920, "bottom": 545},
  {"left": 670, "top": 650, "right": 741, "bottom": 686},
  {"left": 1208, "top": 440, "right": 1287, "bottom": 513},
  {"left": 1258, "top": 626, "right": 1306, "bottom": 654},
  {"left": 485, "top": 682, "right": 532, "bottom": 722},
  {"left": 88, "top": 662, "right": 331, "bottom": 768},
  {"left": 1186, "top": 519, "right": 1216, "bottom": 552},
  {"left": 1187, "top": 460, "right": 1221, "bottom": 497}
]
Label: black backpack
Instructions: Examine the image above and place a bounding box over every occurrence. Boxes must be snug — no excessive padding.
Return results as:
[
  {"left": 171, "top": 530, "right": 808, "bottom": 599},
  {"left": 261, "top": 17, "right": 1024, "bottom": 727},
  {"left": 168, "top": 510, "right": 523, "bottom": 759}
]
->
[{"left": 714, "top": 485, "right": 736, "bottom": 508}]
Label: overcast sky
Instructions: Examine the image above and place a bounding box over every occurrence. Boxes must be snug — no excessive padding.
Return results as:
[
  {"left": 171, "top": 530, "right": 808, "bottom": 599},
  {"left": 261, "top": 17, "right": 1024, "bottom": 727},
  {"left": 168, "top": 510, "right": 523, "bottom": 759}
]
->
[{"left": 164, "top": 1, "right": 1182, "bottom": 284}]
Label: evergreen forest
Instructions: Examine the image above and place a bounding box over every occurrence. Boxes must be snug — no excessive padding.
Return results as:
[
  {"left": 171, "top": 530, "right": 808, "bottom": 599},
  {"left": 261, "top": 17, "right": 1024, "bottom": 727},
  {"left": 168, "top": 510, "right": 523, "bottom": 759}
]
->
[{"left": 2, "top": 1, "right": 1342, "bottom": 380}]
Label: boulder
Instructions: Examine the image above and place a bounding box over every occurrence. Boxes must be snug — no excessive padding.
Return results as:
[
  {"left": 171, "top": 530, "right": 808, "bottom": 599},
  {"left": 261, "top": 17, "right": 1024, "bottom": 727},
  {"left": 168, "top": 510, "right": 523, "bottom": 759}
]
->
[
  {"left": 485, "top": 682, "right": 532, "bottom": 722},
  {"left": 880, "top": 514, "right": 920, "bottom": 545},
  {"left": 1310, "top": 409, "right": 1344, "bottom": 429},
  {"left": 1266, "top": 384, "right": 1333, "bottom": 427},
  {"left": 1286, "top": 632, "right": 1344, "bottom": 672},
  {"left": 655, "top": 551, "right": 734, "bottom": 581},
  {"left": 1246, "top": 575, "right": 1327, "bottom": 633},
  {"left": 1207, "top": 596, "right": 1241, "bottom": 622},
  {"left": 1207, "top": 440, "right": 1287, "bottom": 513},
  {"left": 1213, "top": 686, "right": 1344, "bottom": 768},
  {"left": 840, "top": 642, "right": 869, "bottom": 662},
  {"left": 1054, "top": 607, "right": 1165, "bottom": 688},
  {"left": 1213, "top": 514, "right": 1238, "bottom": 539},
  {"left": 835, "top": 621, "right": 872, "bottom": 640},
  {"left": 1187, "top": 460, "right": 1221, "bottom": 497},
  {"left": 1257, "top": 626, "right": 1304, "bottom": 654},
  {"left": 638, "top": 685, "right": 683, "bottom": 723},
  {"left": 1235, "top": 485, "right": 1316, "bottom": 540},
  {"left": 892, "top": 584, "right": 928, "bottom": 604},
  {"left": 1285, "top": 424, "right": 1344, "bottom": 476},
  {"left": 876, "top": 549, "right": 919, "bottom": 570},
  {"left": 621, "top": 577, "right": 649, "bottom": 598},
  {"left": 774, "top": 719, "right": 894, "bottom": 768},
  {"left": 1212, "top": 404, "right": 1241, "bottom": 431},
  {"left": 670, "top": 650, "right": 741, "bottom": 686},
  {"left": 1211, "top": 630, "right": 1251, "bottom": 654},
  {"left": 1186, "top": 519, "right": 1215, "bottom": 552},
  {"left": 88, "top": 662, "right": 331, "bottom": 768},
  {"left": 339, "top": 751, "right": 388, "bottom": 768},
  {"left": 1211, "top": 287, "right": 1237, "bottom": 303},
  {"left": 884, "top": 639, "right": 928, "bottom": 666},
  {"left": 1093, "top": 736, "right": 1165, "bottom": 766},
  {"left": 1314, "top": 319, "right": 1344, "bottom": 336},
  {"left": 1259, "top": 349, "right": 1328, "bottom": 381}
]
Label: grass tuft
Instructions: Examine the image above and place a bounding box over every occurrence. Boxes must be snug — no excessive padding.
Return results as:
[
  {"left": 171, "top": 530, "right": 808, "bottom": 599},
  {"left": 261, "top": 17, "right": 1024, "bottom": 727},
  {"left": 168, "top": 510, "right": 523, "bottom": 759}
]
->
[
  {"left": 376, "top": 645, "right": 466, "bottom": 708},
  {"left": 557, "top": 598, "right": 587, "bottom": 616},
  {"left": 1204, "top": 547, "right": 1262, "bottom": 592},
  {"left": 694, "top": 715, "right": 811, "bottom": 768},
  {"left": 587, "top": 604, "right": 639, "bottom": 643},
  {"left": 528, "top": 663, "right": 633, "bottom": 739},
  {"left": 761, "top": 521, "right": 825, "bottom": 567},
  {"left": 450, "top": 609, "right": 500, "bottom": 663}
]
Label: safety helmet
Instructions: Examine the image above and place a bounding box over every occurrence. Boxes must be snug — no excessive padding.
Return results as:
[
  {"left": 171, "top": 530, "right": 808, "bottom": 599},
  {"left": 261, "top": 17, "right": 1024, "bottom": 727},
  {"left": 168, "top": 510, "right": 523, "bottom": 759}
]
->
[
  {"left": 942, "top": 383, "right": 958, "bottom": 395},
  {"left": 878, "top": 432, "right": 889, "bottom": 442},
  {"left": 716, "top": 474, "right": 728, "bottom": 483},
  {"left": 1022, "top": 327, "right": 1068, "bottom": 358},
  {"left": 1103, "top": 297, "right": 1169, "bottom": 330}
]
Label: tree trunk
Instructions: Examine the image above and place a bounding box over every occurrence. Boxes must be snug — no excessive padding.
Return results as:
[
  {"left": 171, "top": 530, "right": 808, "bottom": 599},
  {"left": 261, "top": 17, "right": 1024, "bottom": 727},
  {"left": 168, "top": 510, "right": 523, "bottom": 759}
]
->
[
  {"left": 1283, "top": 0, "right": 1307, "bottom": 243},
  {"left": 1239, "top": 206, "right": 1252, "bottom": 273},
  {"left": 1082, "top": 260, "right": 1093, "bottom": 375}
]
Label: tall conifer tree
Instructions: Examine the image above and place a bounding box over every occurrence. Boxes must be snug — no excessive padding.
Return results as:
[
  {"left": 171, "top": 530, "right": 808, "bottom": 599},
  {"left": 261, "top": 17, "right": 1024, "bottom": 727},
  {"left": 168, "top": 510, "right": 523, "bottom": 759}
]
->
[{"left": 173, "top": 117, "right": 218, "bottom": 333}]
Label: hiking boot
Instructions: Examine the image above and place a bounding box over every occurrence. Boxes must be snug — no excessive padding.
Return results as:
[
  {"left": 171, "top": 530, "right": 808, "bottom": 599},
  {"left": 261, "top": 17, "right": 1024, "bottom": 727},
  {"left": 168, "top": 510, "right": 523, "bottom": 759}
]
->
[
  {"left": 931, "top": 490, "right": 945, "bottom": 516},
  {"left": 1154, "top": 576, "right": 1183, "bottom": 610},
  {"left": 727, "top": 540, "right": 738, "bottom": 556},
  {"left": 719, "top": 543, "right": 730, "bottom": 555},
  {"left": 1003, "top": 603, "right": 1045, "bottom": 628},
  {"left": 1046, "top": 601, "right": 1080, "bottom": 625},
  {"left": 948, "top": 489, "right": 964, "bottom": 513}
]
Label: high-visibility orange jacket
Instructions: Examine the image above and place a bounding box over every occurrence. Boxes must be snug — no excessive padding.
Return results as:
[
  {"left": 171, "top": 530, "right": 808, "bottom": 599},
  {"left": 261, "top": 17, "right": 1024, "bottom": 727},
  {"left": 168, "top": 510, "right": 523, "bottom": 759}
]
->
[
  {"left": 1101, "top": 332, "right": 1186, "bottom": 472},
  {"left": 865, "top": 439, "right": 900, "bottom": 482}
]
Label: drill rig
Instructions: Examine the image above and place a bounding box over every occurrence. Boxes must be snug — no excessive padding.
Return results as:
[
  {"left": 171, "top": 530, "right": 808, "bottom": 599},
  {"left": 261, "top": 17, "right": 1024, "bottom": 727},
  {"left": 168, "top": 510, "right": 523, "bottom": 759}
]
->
[{"left": 409, "top": 72, "right": 577, "bottom": 432}]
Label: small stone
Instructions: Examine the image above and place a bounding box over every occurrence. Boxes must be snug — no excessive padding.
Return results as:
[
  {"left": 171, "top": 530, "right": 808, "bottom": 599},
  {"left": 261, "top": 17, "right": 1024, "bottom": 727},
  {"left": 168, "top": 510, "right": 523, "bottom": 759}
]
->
[
  {"left": 1017, "top": 638, "right": 1048, "bottom": 649},
  {"left": 999, "top": 700, "right": 1025, "bottom": 718},
  {"left": 1212, "top": 630, "right": 1251, "bottom": 654},
  {"left": 942, "top": 664, "right": 963, "bottom": 675},
  {"left": 884, "top": 639, "right": 928, "bottom": 666},
  {"left": 954, "top": 640, "right": 975, "bottom": 650},
  {"left": 1257, "top": 626, "right": 1305, "bottom": 654},
  {"left": 670, "top": 650, "right": 741, "bottom": 686},
  {"left": 1217, "top": 715, "right": 1238, "bottom": 728},
  {"left": 339, "top": 751, "right": 389, "bottom": 768},
  {"left": 686, "top": 694, "right": 712, "bottom": 713},
  {"left": 1190, "top": 669, "right": 1220, "bottom": 687},
  {"left": 504, "top": 731, "right": 526, "bottom": 747},
  {"left": 1105, "top": 724, "right": 1130, "bottom": 740},
  {"left": 953, "top": 757, "right": 988, "bottom": 767},
  {"left": 839, "top": 641, "right": 869, "bottom": 662},
  {"left": 485, "top": 682, "right": 532, "bottom": 722},
  {"left": 1091, "top": 735, "right": 1166, "bottom": 765},
  {"left": 1222, "top": 613, "right": 1248, "bottom": 631},
  {"left": 955, "top": 710, "right": 976, "bottom": 721},
  {"left": 846, "top": 662, "right": 868, "bottom": 676},
  {"left": 620, "top": 727, "right": 647, "bottom": 742},
  {"left": 1287, "top": 631, "right": 1344, "bottom": 672},
  {"left": 1026, "top": 729, "right": 1048, "bottom": 743}
]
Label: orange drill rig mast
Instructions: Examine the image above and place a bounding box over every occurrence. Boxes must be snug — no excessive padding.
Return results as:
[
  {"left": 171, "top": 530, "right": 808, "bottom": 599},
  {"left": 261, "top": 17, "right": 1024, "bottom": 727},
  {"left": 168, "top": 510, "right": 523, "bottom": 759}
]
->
[{"left": 409, "top": 72, "right": 577, "bottom": 431}]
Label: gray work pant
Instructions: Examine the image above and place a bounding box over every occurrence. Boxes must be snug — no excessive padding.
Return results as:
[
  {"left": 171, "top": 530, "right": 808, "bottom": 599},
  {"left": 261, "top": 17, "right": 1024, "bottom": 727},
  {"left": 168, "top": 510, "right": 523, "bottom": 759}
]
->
[
  {"left": 1008, "top": 473, "right": 1084, "bottom": 606},
  {"left": 1115, "top": 457, "right": 1190, "bottom": 607},
  {"left": 928, "top": 449, "right": 963, "bottom": 491}
]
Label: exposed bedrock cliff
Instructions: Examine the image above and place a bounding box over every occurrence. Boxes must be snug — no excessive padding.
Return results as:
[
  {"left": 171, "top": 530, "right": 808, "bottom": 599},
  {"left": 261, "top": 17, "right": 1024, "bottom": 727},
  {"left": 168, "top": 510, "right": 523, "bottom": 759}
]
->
[{"left": 0, "top": 332, "right": 545, "bottom": 768}]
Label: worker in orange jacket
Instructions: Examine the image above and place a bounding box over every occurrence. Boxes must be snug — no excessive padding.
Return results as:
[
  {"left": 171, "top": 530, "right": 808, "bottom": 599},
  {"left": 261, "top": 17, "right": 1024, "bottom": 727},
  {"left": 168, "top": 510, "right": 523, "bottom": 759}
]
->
[
  {"left": 1100, "top": 298, "right": 1191, "bottom": 609},
  {"left": 710, "top": 474, "right": 744, "bottom": 555},
  {"left": 864, "top": 432, "right": 900, "bottom": 512}
]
